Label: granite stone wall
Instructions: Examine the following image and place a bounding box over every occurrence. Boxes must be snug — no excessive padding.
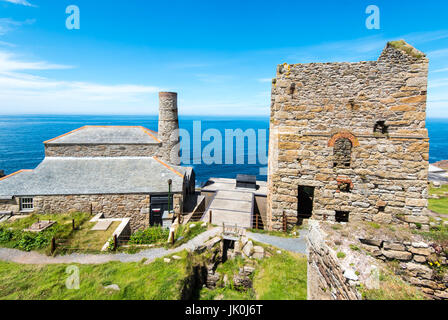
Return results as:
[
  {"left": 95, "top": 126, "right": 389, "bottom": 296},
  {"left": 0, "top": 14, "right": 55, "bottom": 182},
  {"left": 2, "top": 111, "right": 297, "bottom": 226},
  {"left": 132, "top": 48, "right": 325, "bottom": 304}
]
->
[
  {"left": 360, "top": 237, "right": 448, "bottom": 299},
  {"left": 44, "top": 143, "right": 161, "bottom": 157},
  {"left": 1, "top": 193, "right": 183, "bottom": 232},
  {"left": 307, "top": 222, "right": 362, "bottom": 300},
  {"left": 267, "top": 41, "right": 430, "bottom": 231}
]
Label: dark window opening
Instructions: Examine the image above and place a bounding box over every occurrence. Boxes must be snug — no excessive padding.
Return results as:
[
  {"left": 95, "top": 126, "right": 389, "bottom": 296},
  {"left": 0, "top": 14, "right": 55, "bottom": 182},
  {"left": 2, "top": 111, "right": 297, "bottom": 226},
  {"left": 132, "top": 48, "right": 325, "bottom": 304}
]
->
[
  {"left": 297, "top": 186, "right": 315, "bottom": 219},
  {"left": 335, "top": 211, "right": 349, "bottom": 223},
  {"left": 333, "top": 138, "right": 352, "bottom": 168},
  {"left": 374, "top": 121, "right": 389, "bottom": 134},
  {"left": 378, "top": 206, "right": 385, "bottom": 212},
  {"left": 338, "top": 182, "right": 351, "bottom": 193},
  {"left": 149, "top": 194, "right": 173, "bottom": 226}
]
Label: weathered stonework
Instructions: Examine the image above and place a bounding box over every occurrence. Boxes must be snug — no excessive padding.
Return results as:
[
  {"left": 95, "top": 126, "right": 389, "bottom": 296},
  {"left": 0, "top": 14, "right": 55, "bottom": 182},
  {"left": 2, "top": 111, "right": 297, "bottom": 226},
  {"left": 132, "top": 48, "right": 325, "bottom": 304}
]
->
[
  {"left": 45, "top": 144, "right": 161, "bottom": 157},
  {"left": 0, "top": 193, "right": 183, "bottom": 232},
  {"left": 360, "top": 238, "right": 448, "bottom": 299},
  {"left": 268, "top": 41, "right": 430, "bottom": 230},
  {"left": 307, "top": 222, "right": 362, "bottom": 300}
]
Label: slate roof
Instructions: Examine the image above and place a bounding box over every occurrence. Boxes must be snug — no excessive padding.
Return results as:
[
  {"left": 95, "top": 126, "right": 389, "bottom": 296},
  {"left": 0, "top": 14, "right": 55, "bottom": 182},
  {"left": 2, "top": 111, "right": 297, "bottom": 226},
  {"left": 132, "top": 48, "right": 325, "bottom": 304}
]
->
[
  {"left": 44, "top": 126, "right": 160, "bottom": 145},
  {"left": 0, "top": 157, "right": 191, "bottom": 197}
]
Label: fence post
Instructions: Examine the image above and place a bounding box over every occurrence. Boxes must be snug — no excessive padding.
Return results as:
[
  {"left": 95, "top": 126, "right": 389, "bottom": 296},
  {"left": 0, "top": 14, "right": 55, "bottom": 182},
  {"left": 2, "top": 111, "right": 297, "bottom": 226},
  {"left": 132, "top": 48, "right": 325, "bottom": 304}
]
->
[
  {"left": 171, "top": 230, "right": 175, "bottom": 245},
  {"left": 51, "top": 237, "right": 56, "bottom": 254},
  {"left": 90, "top": 203, "right": 93, "bottom": 216},
  {"left": 283, "top": 212, "right": 287, "bottom": 233},
  {"left": 113, "top": 235, "right": 117, "bottom": 251},
  {"left": 209, "top": 210, "right": 213, "bottom": 225},
  {"left": 72, "top": 219, "right": 75, "bottom": 231}
]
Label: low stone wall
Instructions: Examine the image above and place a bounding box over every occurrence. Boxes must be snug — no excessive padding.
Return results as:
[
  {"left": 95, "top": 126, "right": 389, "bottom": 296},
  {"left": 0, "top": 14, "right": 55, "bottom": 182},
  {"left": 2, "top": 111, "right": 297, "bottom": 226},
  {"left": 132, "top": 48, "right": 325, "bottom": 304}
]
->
[
  {"left": 307, "top": 221, "right": 362, "bottom": 300},
  {"left": 0, "top": 199, "right": 19, "bottom": 213},
  {"left": 1, "top": 193, "right": 183, "bottom": 232},
  {"left": 45, "top": 143, "right": 161, "bottom": 157},
  {"left": 360, "top": 238, "right": 448, "bottom": 299}
]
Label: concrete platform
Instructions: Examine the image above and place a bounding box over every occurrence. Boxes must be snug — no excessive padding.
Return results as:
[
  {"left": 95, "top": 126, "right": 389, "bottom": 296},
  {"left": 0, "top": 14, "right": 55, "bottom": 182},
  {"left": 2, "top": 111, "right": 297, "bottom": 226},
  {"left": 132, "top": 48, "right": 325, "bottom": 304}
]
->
[
  {"left": 201, "top": 178, "right": 267, "bottom": 229},
  {"left": 202, "top": 178, "right": 267, "bottom": 195},
  {"left": 91, "top": 220, "right": 112, "bottom": 231}
]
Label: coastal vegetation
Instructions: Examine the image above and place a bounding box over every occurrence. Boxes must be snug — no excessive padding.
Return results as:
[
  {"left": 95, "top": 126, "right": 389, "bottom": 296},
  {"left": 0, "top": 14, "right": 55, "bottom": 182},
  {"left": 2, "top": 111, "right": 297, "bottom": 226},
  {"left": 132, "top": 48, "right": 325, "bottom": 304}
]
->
[
  {"left": 0, "top": 213, "right": 90, "bottom": 254},
  {"left": 0, "top": 251, "right": 190, "bottom": 300},
  {"left": 429, "top": 184, "right": 448, "bottom": 215},
  {"left": 200, "top": 245, "right": 307, "bottom": 300}
]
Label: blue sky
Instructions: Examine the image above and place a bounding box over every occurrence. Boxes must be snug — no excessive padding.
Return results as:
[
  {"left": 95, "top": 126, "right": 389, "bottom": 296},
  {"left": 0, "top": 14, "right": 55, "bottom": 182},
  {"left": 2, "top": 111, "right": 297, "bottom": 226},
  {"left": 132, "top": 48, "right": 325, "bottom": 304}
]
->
[{"left": 0, "top": 0, "right": 447, "bottom": 117}]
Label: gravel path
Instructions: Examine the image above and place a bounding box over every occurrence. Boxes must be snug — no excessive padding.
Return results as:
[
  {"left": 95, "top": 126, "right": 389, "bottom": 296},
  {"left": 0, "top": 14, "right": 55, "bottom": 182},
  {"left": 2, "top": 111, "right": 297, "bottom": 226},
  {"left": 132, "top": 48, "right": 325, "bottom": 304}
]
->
[
  {"left": 246, "top": 230, "right": 308, "bottom": 254},
  {"left": 0, "top": 227, "right": 221, "bottom": 265}
]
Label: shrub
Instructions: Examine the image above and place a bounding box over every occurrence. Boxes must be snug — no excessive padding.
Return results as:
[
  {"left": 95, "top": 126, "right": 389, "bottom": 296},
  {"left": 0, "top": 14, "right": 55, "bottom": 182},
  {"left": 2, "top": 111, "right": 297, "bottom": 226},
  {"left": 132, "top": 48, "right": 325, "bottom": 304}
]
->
[
  {"left": 337, "top": 252, "right": 346, "bottom": 259},
  {"left": 129, "top": 226, "right": 170, "bottom": 245}
]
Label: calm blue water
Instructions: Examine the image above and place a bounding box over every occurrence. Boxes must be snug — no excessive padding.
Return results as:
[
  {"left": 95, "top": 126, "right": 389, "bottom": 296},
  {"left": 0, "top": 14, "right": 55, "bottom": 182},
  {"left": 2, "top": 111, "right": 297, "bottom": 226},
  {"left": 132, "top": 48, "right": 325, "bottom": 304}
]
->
[
  {"left": 0, "top": 115, "right": 446, "bottom": 186},
  {"left": 0, "top": 115, "right": 270, "bottom": 186}
]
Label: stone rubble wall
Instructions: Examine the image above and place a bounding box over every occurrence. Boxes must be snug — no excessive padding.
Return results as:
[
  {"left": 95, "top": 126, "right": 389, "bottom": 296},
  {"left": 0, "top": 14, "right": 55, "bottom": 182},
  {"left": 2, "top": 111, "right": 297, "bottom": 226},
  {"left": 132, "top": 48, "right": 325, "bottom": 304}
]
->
[
  {"left": 44, "top": 143, "right": 161, "bottom": 157},
  {"left": 0, "top": 193, "right": 183, "bottom": 232},
  {"left": 360, "top": 238, "right": 448, "bottom": 299},
  {"left": 268, "top": 42, "right": 429, "bottom": 231},
  {"left": 0, "top": 199, "right": 19, "bottom": 213},
  {"left": 307, "top": 221, "right": 362, "bottom": 300}
]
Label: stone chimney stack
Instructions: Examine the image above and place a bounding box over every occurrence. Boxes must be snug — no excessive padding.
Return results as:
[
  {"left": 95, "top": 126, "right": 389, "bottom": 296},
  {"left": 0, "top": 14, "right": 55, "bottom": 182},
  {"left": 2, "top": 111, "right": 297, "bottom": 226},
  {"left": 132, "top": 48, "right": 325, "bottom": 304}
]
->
[{"left": 158, "top": 92, "right": 180, "bottom": 165}]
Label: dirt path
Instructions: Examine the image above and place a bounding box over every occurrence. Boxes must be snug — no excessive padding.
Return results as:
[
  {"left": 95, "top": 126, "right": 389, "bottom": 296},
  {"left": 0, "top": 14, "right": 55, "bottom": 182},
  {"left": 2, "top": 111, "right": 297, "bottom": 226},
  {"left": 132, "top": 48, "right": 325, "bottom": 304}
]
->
[{"left": 0, "top": 227, "right": 221, "bottom": 265}]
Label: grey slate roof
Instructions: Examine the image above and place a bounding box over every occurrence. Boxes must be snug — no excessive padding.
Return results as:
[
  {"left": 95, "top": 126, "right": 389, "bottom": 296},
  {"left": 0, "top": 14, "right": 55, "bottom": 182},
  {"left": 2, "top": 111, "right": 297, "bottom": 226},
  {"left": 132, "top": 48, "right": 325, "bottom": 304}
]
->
[
  {"left": 0, "top": 157, "right": 190, "bottom": 197},
  {"left": 45, "top": 126, "right": 160, "bottom": 145}
]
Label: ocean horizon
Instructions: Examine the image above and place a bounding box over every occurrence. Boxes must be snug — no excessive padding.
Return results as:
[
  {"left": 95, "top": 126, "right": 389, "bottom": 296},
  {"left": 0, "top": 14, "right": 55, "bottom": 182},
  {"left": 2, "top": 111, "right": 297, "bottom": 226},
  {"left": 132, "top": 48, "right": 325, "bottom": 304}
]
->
[{"left": 0, "top": 114, "right": 447, "bottom": 186}]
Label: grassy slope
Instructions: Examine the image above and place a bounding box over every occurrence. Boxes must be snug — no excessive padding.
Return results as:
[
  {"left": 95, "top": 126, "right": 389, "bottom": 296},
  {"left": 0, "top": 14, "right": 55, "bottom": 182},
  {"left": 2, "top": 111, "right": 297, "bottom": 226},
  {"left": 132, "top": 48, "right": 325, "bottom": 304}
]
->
[
  {"left": 253, "top": 252, "right": 307, "bottom": 300},
  {"left": 0, "top": 251, "right": 189, "bottom": 300},
  {"left": 200, "top": 250, "right": 308, "bottom": 300}
]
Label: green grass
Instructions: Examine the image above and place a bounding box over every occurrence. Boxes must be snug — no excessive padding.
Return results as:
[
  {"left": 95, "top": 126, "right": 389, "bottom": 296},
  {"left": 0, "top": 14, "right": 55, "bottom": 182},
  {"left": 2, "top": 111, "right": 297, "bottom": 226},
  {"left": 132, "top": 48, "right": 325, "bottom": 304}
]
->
[
  {"left": 253, "top": 251, "right": 307, "bottom": 300},
  {"left": 198, "top": 247, "right": 308, "bottom": 300},
  {"left": 0, "top": 251, "right": 190, "bottom": 300},
  {"left": 429, "top": 184, "right": 448, "bottom": 196},
  {"left": 129, "top": 226, "right": 170, "bottom": 245},
  {"left": 415, "top": 225, "right": 448, "bottom": 243},
  {"left": 429, "top": 198, "right": 448, "bottom": 215},
  {"left": 171, "top": 222, "right": 208, "bottom": 248},
  {"left": 361, "top": 270, "right": 427, "bottom": 300},
  {"left": 388, "top": 40, "right": 424, "bottom": 59},
  {"left": 59, "top": 221, "right": 121, "bottom": 253},
  {"left": 428, "top": 185, "right": 448, "bottom": 215}
]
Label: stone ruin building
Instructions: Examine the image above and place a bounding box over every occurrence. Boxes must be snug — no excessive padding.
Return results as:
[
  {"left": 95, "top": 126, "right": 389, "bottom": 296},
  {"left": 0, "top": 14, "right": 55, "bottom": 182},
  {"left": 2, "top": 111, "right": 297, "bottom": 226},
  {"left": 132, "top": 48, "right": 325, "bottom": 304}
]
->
[
  {"left": 267, "top": 41, "right": 430, "bottom": 231},
  {"left": 0, "top": 92, "right": 195, "bottom": 231}
]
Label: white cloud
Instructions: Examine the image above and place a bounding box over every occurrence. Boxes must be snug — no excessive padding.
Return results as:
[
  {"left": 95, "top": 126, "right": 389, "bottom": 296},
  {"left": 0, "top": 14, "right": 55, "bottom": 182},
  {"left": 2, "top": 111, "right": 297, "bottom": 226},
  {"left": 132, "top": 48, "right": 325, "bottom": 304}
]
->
[
  {"left": 0, "top": 49, "right": 161, "bottom": 114},
  {"left": 1, "top": 0, "right": 36, "bottom": 7},
  {"left": 0, "top": 51, "right": 73, "bottom": 72},
  {"left": 257, "top": 78, "right": 272, "bottom": 83},
  {"left": 0, "top": 18, "right": 35, "bottom": 35}
]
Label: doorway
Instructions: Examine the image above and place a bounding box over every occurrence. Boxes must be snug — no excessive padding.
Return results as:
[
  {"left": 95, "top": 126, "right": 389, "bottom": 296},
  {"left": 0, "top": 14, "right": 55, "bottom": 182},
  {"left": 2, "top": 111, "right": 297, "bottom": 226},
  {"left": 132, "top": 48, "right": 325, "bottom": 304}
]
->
[
  {"left": 150, "top": 195, "right": 173, "bottom": 226},
  {"left": 297, "top": 186, "right": 315, "bottom": 219}
]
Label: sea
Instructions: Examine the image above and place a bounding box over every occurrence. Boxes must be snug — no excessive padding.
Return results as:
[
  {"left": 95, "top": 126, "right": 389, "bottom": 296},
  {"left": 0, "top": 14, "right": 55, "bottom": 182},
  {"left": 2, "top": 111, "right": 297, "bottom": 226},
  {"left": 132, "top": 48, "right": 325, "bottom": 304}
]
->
[{"left": 0, "top": 115, "right": 446, "bottom": 187}]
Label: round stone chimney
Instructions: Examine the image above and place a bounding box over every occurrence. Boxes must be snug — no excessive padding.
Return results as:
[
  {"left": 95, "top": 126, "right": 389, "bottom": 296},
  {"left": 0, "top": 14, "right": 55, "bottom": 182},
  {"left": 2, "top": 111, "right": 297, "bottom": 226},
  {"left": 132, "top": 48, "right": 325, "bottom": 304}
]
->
[{"left": 158, "top": 92, "right": 180, "bottom": 165}]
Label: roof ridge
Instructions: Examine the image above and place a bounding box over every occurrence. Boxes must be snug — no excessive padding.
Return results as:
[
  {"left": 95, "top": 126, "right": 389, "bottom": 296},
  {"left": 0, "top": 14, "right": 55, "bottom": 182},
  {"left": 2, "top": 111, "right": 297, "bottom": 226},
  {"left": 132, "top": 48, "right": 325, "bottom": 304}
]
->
[
  {"left": 43, "top": 126, "right": 88, "bottom": 144},
  {"left": 139, "top": 126, "right": 161, "bottom": 143},
  {"left": 153, "top": 156, "right": 184, "bottom": 178}
]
